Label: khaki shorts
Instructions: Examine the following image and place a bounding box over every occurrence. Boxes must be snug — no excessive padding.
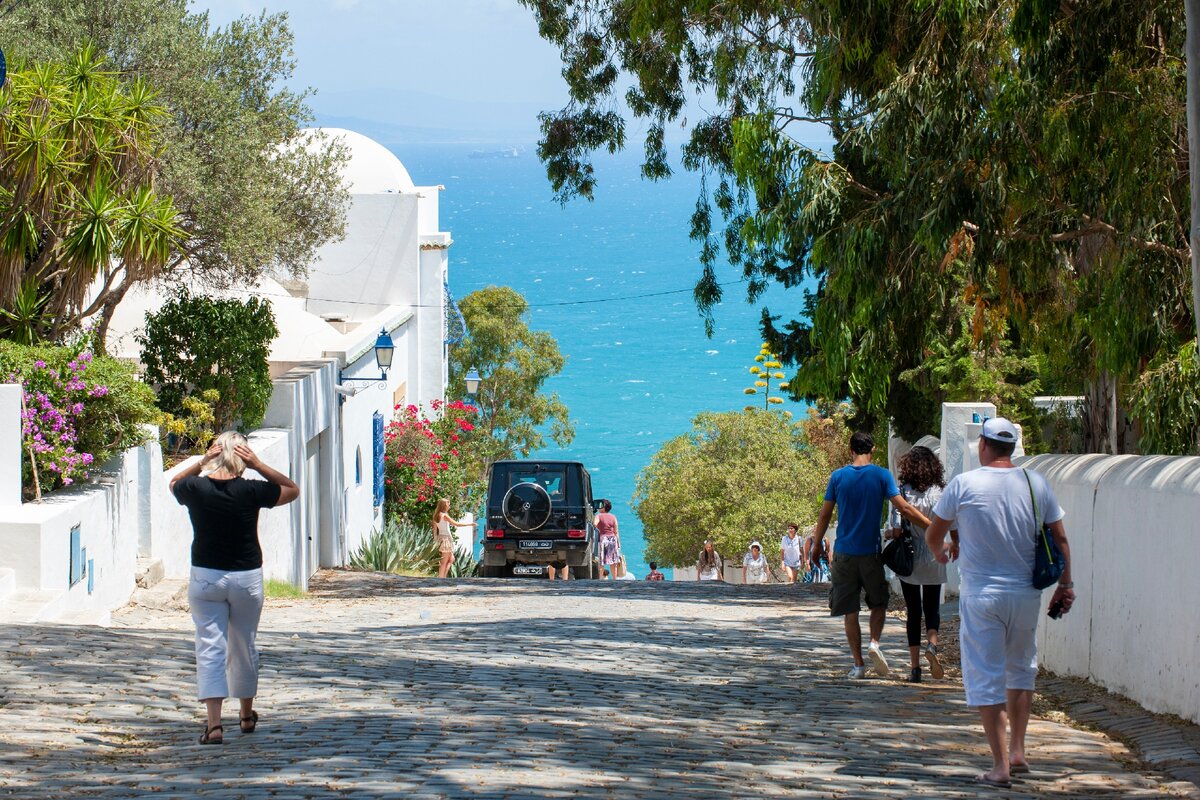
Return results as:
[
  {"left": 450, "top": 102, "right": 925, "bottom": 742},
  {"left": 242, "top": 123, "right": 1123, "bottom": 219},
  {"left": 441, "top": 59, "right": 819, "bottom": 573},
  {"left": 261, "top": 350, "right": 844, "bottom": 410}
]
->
[{"left": 828, "top": 553, "right": 889, "bottom": 616}]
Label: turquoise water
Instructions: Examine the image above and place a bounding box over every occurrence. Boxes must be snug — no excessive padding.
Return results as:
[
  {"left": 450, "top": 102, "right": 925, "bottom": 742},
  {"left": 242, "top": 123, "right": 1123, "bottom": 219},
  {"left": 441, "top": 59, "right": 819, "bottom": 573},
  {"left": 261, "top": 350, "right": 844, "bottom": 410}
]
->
[{"left": 397, "top": 144, "right": 809, "bottom": 577}]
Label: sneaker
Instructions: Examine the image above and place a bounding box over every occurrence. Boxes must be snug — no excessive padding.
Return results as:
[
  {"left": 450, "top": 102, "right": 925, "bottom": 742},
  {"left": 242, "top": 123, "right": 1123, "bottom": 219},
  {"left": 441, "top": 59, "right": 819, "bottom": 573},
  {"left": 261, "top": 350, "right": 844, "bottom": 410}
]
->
[
  {"left": 925, "top": 645, "right": 945, "bottom": 679},
  {"left": 867, "top": 644, "right": 889, "bottom": 677},
  {"left": 908, "top": 666, "right": 922, "bottom": 683},
  {"left": 847, "top": 665, "right": 868, "bottom": 680}
]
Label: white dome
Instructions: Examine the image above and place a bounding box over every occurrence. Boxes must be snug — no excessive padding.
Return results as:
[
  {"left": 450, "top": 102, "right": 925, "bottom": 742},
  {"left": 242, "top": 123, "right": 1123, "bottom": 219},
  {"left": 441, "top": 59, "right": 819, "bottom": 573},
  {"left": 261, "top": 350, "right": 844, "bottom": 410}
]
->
[{"left": 301, "top": 127, "right": 415, "bottom": 194}]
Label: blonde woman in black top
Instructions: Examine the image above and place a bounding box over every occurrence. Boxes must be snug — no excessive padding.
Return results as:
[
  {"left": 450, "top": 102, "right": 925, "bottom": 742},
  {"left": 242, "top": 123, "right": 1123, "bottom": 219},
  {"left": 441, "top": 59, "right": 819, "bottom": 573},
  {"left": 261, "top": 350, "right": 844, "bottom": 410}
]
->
[{"left": 171, "top": 431, "right": 300, "bottom": 744}]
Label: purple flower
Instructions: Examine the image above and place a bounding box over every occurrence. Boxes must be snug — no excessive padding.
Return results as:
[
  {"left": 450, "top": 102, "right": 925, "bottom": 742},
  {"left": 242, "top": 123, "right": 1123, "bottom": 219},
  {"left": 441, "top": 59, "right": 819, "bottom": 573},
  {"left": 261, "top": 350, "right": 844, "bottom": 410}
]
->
[{"left": 33, "top": 360, "right": 46, "bottom": 369}]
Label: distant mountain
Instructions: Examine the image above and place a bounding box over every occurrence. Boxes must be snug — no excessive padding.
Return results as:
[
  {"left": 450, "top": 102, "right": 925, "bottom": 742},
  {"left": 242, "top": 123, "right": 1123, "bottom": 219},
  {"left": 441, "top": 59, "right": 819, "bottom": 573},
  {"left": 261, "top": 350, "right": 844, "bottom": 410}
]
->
[{"left": 311, "top": 87, "right": 551, "bottom": 144}]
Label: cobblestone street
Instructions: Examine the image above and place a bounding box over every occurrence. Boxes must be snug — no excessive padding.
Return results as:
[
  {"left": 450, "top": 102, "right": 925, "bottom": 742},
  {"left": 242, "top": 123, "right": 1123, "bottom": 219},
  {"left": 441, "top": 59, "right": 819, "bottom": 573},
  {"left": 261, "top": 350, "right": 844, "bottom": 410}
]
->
[{"left": 0, "top": 572, "right": 1193, "bottom": 798}]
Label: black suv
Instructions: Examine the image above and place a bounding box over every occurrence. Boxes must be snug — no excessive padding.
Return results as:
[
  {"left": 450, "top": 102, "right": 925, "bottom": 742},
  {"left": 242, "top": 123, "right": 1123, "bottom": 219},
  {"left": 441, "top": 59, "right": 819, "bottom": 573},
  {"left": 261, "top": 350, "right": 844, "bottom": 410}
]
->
[{"left": 479, "top": 460, "right": 600, "bottom": 578}]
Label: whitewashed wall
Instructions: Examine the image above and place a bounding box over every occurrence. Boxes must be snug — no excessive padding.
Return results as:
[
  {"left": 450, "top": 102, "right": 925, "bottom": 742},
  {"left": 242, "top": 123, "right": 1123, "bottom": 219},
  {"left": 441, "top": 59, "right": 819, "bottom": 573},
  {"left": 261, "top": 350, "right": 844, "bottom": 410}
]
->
[
  {"left": 1022, "top": 452, "right": 1200, "bottom": 725},
  {"left": 0, "top": 361, "right": 345, "bottom": 622}
]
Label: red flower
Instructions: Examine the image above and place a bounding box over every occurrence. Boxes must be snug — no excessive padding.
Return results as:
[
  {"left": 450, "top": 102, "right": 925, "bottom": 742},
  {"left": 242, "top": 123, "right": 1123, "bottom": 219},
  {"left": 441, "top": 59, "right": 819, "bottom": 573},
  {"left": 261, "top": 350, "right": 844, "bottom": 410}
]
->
[{"left": 450, "top": 434, "right": 459, "bottom": 442}]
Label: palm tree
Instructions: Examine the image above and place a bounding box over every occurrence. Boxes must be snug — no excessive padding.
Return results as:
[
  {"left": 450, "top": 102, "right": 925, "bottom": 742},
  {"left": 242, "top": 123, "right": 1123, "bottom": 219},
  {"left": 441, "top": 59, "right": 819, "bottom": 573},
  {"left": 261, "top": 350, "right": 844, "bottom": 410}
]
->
[{"left": 0, "top": 45, "right": 182, "bottom": 344}]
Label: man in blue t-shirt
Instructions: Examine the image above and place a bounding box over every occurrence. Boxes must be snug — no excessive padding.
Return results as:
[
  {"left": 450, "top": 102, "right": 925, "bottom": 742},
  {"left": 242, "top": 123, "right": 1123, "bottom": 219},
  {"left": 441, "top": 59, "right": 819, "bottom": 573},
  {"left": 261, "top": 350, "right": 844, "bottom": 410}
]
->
[{"left": 812, "top": 431, "right": 931, "bottom": 679}]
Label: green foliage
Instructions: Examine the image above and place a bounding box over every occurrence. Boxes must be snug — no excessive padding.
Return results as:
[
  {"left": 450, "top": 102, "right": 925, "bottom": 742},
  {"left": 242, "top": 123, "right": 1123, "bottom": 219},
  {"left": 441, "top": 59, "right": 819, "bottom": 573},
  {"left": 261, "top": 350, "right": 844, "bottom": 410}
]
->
[
  {"left": 896, "top": 308, "right": 1043, "bottom": 441},
  {"left": 447, "top": 286, "right": 574, "bottom": 479},
  {"left": 157, "top": 389, "right": 220, "bottom": 459},
  {"left": 384, "top": 400, "right": 485, "bottom": 525},
  {"left": 349, "top": 517, "right": 478, "bottom": 578},
  {"left": 1131, "top": 341, "right": 1200, "bottom": 455},
  {"left": 0, "top": 277, "right": 53, "bottom": 346},
  {"left": 521, "top": 0, "right": 1192, "bottom": 451},
  {"left": 633, "top": 409, "right": 828, "bottom": 568},
  {"left": 264, "top": 578, "right": 306, "bottom": 599},
  {"left": 0, "top": 0, "right": 348, "bottom": 343},
  {"left": 0, "top": 340, "right": 157, "bottom": 497},
  {"left": 0, "top": 47, "right": 184, "bottom": 339},
  {"left": 137, "top": 292, "right": 278, "bottom": 432}
]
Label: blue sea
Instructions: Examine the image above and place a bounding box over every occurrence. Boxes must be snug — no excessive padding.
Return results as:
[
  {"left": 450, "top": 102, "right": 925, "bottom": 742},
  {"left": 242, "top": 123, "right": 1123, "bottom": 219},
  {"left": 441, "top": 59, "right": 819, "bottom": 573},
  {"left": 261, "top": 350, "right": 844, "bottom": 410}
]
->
[{"left": 397, "top": 143, "right": 809, "bottom": 577}]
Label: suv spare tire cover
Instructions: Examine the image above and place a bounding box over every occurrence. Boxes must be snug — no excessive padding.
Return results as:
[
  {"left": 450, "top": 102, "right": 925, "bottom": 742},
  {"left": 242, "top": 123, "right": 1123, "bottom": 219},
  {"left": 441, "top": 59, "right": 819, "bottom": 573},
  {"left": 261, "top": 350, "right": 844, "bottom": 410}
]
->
[{"left": 502, "top": 482, "right": 552, "bottom": 532}]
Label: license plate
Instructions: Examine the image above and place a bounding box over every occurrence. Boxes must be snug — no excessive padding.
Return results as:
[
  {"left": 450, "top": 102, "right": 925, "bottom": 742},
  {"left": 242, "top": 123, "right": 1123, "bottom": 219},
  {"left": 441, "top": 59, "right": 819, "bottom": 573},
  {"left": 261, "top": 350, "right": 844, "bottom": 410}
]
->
[
  {"left": 513, "top": 565, "right": 546, "bottom": 575},
  {"left": 519, "top": 540, "right": 554, "bottom": 549}
]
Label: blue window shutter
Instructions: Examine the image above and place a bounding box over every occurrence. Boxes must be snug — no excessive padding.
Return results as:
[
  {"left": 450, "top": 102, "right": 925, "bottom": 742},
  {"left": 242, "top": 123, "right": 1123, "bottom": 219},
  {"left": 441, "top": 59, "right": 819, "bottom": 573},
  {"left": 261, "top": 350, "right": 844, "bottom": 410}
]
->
[
  {"left": 373, "top": 412, "right": 385, "bottom": 508},
  {"left": 69, "top": 525, "right": 82, "bottom": 586}
]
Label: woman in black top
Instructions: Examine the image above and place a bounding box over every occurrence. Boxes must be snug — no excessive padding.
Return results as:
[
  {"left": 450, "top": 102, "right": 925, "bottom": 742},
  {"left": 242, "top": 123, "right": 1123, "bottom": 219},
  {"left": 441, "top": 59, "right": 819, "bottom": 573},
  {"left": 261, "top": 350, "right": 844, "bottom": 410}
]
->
[{"left": 171, "top": 431, "right": 299, "bottom": 744}]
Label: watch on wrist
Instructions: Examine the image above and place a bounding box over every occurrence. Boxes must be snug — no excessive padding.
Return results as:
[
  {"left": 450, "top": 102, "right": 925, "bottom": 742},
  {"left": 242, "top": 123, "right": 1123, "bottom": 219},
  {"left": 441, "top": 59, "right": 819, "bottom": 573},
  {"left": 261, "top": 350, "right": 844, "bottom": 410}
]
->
[{"left": 1057, "top": 581, "right": 1074, "bottom": 589}]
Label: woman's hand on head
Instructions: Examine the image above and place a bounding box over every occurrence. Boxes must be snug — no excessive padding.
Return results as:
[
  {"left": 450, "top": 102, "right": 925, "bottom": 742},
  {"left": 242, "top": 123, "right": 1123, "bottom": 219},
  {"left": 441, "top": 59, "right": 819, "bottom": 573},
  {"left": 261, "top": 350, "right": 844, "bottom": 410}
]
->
[
  {"left": 233, "top": 444, "right": 261, "bottom": 470},
  {"left": 201, "top": 443, "right": 223, "bottom": 464}
]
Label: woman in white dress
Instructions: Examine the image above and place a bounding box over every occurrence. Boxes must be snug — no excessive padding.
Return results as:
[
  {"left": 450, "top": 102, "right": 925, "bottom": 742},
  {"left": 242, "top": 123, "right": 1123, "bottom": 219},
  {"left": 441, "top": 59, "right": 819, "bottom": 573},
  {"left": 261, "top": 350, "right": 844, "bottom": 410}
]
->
[
  {"left": 743, "top": 541, "right": 770, "bottom": 585},
  {"left": 432, "top": 499, "right": 476, "bottom": 579}
]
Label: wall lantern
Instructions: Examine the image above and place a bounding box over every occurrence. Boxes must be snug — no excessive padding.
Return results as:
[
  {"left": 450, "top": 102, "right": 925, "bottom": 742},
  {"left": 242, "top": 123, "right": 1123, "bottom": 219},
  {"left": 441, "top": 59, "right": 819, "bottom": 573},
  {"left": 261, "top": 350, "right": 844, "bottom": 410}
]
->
[
  {"left": 336, "top": 328, "right": 396, "bottom": 403},
  {"left": 465, "top": 369, "right": 482, "bottom": 398}
]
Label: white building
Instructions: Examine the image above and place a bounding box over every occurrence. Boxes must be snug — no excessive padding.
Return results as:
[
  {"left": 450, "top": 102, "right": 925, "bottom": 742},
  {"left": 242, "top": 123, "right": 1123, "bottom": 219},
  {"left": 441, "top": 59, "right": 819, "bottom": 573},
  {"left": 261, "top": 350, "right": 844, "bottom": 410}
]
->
[{"left": 0, "top": 130, "right": 480, "bottom": 620}]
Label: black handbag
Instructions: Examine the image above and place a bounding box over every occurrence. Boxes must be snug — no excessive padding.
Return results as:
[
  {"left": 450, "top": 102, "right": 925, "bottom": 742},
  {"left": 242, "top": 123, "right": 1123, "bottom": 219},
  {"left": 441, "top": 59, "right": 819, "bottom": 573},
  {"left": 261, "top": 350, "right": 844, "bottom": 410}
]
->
[
  {"left": 1024, "top": 469, "right": 1065, "bottom": 590},
  {"left": 881, "top": 522, "right": 916, "bottom": 577}
]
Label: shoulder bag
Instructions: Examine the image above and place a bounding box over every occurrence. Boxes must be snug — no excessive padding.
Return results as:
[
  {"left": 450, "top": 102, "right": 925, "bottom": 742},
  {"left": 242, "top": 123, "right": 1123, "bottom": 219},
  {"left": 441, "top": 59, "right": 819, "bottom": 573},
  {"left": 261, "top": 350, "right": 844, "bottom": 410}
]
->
[
  {"left": 881, "top": 523, "right": 916, "bottom": 577},
  {"left": 1024, "top": 469, "right": 1065, "bottom": 590}
]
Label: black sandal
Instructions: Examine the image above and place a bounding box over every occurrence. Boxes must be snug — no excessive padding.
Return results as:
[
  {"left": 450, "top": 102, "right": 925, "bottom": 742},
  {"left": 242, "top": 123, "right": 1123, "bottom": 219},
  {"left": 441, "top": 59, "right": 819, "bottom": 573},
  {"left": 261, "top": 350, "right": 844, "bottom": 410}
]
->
[
  {"left": 199, "top": 724, "right": 224, "bottom": 745},
  {"left": 240, "top": 710, "right": 258, "bottom": 733}
]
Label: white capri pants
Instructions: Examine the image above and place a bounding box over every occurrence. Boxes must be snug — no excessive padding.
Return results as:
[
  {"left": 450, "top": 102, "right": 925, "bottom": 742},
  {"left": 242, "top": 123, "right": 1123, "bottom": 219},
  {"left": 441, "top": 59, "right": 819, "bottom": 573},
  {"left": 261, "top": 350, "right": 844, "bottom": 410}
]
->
[
  {"left": 959, "top": 590, "right": 1040, "bottom": 707},
  {"left": 188, "top": 566, "right": 264, "bottom": 701}
]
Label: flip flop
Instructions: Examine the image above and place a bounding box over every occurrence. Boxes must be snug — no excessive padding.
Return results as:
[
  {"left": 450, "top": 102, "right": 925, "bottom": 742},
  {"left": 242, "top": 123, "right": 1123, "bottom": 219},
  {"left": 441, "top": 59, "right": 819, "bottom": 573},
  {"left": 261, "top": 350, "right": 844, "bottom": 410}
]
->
[
  {"left": 199, "top": 724, "right": 224, "bottom": 745},
  {"left": 974, "top": 774, "right": 1012, "bottom": 788},
  {"left": 1009, "top": 763, "right": 1030, "bottom": 775}
]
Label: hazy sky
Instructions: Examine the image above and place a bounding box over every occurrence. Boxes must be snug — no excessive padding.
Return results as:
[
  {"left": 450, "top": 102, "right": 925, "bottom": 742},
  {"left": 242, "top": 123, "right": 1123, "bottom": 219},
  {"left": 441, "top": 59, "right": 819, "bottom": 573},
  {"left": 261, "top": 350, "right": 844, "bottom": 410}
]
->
[{"left": 196, "top": 0, "right": 569, "bottom": 129}]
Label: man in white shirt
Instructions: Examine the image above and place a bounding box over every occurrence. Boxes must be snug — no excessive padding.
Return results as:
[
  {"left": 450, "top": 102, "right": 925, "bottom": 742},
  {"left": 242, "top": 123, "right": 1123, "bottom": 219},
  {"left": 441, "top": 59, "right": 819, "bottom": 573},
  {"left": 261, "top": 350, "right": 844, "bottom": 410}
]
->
[
  {"left": 779, "top": 523, "right": 804, "bottom": 583},
  {"left": 924, "top": 418, "right": 1076, "bottom": 788}
]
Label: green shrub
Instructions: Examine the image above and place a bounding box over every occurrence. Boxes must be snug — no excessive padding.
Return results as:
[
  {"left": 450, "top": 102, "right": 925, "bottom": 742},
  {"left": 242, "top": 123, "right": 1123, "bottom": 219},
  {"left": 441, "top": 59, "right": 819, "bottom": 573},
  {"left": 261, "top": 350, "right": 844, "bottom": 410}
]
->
[
  {"left": 137, "top": 291, "right": 278, "bottom": 432},
  {"left": 0, "top": 340, "right": 157, "bottom": 498},
  {"left": 349, "top": 517, "right": 478, "bottom": 577}
]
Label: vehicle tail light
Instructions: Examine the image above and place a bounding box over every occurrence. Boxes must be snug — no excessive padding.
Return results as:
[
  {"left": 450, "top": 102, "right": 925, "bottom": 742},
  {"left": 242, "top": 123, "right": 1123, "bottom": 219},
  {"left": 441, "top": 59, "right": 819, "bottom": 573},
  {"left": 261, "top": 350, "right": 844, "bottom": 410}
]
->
[
  {"left": 486, "top": 529, "right": 505, "bottom": 538},
  {"left": 567, "top": 529, "right": 586, "bottom": 538},
  {"left": 491, "top": 542, "right": 505, "bottom": 550}
]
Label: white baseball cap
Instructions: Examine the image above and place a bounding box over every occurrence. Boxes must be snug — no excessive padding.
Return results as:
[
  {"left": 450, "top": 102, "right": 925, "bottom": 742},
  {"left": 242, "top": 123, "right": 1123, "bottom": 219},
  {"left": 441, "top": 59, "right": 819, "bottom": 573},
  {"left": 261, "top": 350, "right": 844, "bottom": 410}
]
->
[
  {"left": 750, "top": 541, "right": 762, "bottom": 550},
  {"left": 980, "top": 417, "right": 1019, "bottom": 443}
]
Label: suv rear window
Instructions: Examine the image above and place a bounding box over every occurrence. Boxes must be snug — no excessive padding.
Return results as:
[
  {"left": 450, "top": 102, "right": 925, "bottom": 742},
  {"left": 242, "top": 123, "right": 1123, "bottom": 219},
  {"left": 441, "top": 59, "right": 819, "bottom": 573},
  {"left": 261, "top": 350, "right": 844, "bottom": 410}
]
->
[{"left": 513, "top": 470, "right": 566, "bottom": 500}]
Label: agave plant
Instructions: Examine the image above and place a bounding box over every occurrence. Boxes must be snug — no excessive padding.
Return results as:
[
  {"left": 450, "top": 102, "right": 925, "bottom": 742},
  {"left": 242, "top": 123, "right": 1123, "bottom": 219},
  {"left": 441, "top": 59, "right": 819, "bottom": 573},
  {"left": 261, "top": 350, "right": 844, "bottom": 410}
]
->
[{"left": 349, "top": 516, "right": 480, "bottom": 577}]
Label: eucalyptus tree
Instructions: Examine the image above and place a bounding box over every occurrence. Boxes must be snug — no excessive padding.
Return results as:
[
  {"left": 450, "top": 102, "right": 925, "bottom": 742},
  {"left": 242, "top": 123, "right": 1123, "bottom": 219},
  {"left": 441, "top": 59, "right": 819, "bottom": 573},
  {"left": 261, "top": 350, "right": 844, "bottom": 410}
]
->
[
  {"left": 0, "top": 0, "right": 347, "bottom": 345},
  {"left": 520, "top": 0, "right": 1194, "bottom": 452},
  {"left": 0, "top": 48, "right": 183, "bottom": 341}
]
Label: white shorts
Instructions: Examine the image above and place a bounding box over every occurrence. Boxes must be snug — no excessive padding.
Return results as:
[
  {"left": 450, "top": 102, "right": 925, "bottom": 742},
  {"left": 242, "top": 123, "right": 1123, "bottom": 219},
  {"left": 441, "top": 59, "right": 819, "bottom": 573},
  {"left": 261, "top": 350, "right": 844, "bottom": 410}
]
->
[{"left": 959, "top": 590, "right": 1040, "bottom": 707}]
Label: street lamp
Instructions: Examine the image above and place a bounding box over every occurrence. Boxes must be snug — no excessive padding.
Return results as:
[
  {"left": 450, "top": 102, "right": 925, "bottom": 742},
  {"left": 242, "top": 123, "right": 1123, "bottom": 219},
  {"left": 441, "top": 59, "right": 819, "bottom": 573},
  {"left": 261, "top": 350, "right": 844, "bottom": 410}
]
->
[
  {"left": 373, "top": 329, "right": 394, "bottom": 375},
  {"left": 336, "top": 328, "right": 395, "bottom": 402},
  {"left": 465, "top": 368, "right": 482, "bottom": 399}
]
